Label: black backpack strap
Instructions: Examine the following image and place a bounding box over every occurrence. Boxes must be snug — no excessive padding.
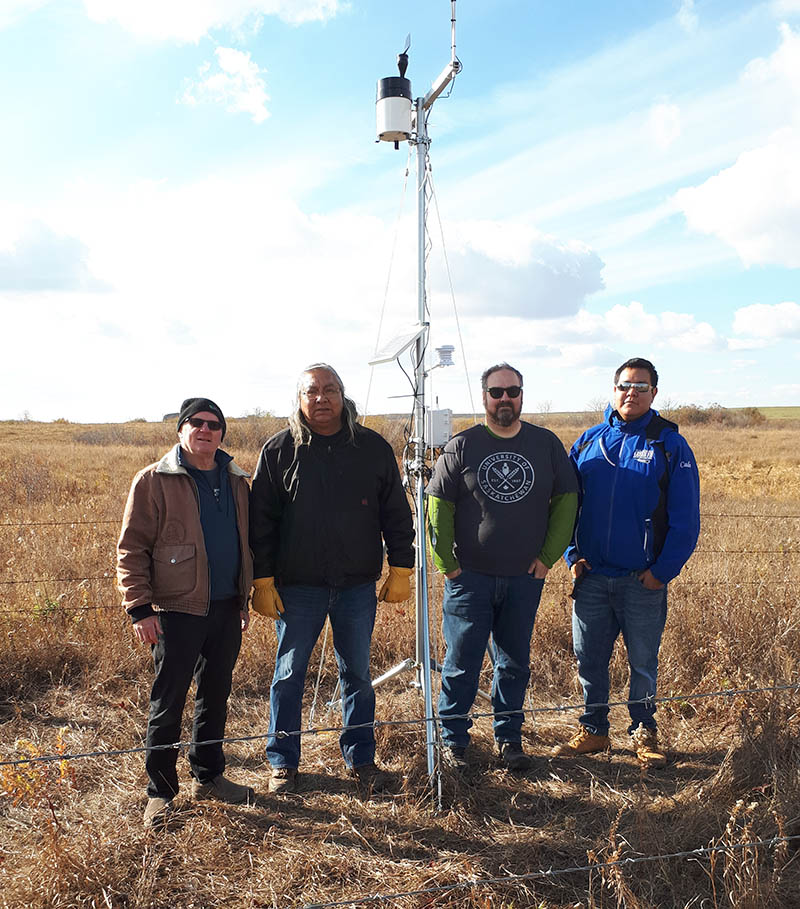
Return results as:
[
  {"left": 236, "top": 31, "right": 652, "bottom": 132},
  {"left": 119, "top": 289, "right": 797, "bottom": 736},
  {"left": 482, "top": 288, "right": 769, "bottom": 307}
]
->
[{"left": 645, "top": 413, "right": 678, "bottom": 441}]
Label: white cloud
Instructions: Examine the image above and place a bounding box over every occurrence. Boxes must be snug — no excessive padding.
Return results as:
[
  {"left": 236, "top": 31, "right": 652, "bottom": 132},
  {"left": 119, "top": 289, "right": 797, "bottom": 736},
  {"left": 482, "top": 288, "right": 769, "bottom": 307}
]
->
[
  {"left": 647, "top": 100, "right": 681, "bottom": 149},
  {"left": 727, "top": 337, "right": 769, "bottom": 351},
  {"left": 436, "top": 220, "right": 605, "bottom": 318},
  {"left": 0, "top": 221, "right": 108, "bottom": 291},
  {"left": 570, "top": 301, "right": 721, "bottom": 351},
  {"left": 181, "top": 47, "right": 270, "bottom": 123},
  {"left": 674, "top": 128, "right": 800, "bottom": 267},
  {"left": 677, "top": 0, "right": 698, "bottom": 34},
  {"left": 82, "top": 0, "right": 343, "bottom": 43},
  {"left": 743, "top": 22, "right": 800, "bottom": 93},
  {"left": 673, "top": 26, "right": 800, "bottom": 267},
  {"left": 732, "top": 301, "right": 800, "bottom": 339}
]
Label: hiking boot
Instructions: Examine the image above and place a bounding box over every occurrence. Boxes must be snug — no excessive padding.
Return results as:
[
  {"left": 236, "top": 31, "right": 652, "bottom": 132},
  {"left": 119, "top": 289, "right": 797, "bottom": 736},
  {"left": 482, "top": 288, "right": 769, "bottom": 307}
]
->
[
  {"left": 191, "top": 774, "right": 254, "bottom": 805},
  {"left": 498, "top": 741, "right": 533, "bottom": 771},
  {"left": 551, "top": 726, "right": 611, "bottom": 757},
  {"left": 143, "top": 796, "right": 173, "bottom": 829},
  {"left": 632, "top": 725, "right": 667, "bottom": 769},
  {"left": 441, "top": 745, "right": 469, "bottom": 772},
  {"left": 268, "top": 766, "right": 298, "bottom": 794},
  {"left": 351, "top": 762, "right": 391, "bottom": 793}
]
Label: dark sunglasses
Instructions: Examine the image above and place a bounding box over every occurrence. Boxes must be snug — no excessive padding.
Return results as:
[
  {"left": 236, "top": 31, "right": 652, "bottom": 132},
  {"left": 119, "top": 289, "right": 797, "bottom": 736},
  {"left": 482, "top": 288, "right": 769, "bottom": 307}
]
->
[
  {"left": 487, "top": 385, "right": 522, "bottom": 399},
  {"left": 187, "top": 417, "right": 223, "bottom": 431}
]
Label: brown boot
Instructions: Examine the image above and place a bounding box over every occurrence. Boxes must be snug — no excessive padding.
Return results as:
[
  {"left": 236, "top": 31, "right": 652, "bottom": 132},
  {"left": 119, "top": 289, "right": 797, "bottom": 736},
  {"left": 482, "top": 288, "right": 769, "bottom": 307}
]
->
[
  {"left": 191, "top": 774, "right": 254, "bottom": 804},
  {"left": 632, "top": 726, "right": 667, "bottom": 768},
  {"left": 143, "top": 796, "right": 173, "bottom": 829},
  {"left": 351, "top": 762, "right": 391, "bottom": 793},
  {"left": 268, "top": 766, "right": 298, "bottom": 794},
  {"left": 551, "top": 726, "right": 611, "bottom": 757}
]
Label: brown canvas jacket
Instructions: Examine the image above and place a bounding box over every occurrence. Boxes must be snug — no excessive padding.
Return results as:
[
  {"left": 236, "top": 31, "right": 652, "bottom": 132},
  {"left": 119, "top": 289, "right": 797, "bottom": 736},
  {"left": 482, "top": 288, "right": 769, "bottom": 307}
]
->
[{"left": 117, "top": 444, "right": 253, "bottom": 617}]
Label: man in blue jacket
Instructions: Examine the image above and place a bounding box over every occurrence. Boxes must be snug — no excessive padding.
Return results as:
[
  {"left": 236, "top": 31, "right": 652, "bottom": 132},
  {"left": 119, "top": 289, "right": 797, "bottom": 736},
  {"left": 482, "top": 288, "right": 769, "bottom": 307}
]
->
[{"left": 554, "top": 358, "right": 700, "bottom": 768}]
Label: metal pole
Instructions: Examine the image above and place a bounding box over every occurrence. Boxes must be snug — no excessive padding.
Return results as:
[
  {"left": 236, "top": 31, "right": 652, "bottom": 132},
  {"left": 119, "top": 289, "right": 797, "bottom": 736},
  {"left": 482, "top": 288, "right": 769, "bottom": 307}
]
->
[{"left": 413, "top": 97, "right": 436, "bottom": 781}]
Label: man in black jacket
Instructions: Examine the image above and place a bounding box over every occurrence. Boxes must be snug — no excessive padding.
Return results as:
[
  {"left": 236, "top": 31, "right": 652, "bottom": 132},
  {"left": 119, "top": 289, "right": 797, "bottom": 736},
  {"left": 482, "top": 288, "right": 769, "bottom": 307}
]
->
[{"left": 250, "top": 364, "right": 414, "bottom": 793}]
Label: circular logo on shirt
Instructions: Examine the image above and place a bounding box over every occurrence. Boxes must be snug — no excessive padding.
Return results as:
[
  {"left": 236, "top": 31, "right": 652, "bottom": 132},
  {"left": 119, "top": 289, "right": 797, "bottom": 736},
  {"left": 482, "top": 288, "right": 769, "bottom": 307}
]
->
[{"left": 477, "top": 452, "right": 535, "bottom": 503}]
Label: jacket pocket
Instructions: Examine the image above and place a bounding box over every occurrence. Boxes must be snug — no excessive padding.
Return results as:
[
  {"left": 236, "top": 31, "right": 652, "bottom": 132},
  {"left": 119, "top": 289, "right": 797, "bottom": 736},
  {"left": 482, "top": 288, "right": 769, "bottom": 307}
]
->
[{"left": 152, "top": 543, "right": 196, "bottom": 597}]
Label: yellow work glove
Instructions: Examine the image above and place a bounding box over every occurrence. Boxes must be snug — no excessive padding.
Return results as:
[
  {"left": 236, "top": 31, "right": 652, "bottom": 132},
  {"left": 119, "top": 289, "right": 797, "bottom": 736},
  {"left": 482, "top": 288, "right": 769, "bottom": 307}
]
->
[
  {"left": 378, "top": 566, "right": 413, "bottom": 603},
  {"left": 251, "top": 577, "right": 285, "bottom": 619}
]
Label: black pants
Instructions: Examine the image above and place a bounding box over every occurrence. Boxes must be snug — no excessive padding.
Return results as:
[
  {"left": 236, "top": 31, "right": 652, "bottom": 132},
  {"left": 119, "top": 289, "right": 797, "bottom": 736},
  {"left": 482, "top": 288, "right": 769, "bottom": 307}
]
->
[{"left": 145, "top": 602, "right": 242, "bottom": 798}]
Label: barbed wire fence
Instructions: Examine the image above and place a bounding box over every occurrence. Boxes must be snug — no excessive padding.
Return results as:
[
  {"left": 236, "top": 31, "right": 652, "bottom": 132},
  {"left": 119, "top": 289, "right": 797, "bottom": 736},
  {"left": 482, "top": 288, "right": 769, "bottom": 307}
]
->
[
  {"left": 2, "top": 682, "right": 798, "bottom": 769},
  {"left": 298, "top": 835, "right": 800, "bottom": 909},
  {"left": 2, "top": 511, "right": 799, "bottom": 905}
]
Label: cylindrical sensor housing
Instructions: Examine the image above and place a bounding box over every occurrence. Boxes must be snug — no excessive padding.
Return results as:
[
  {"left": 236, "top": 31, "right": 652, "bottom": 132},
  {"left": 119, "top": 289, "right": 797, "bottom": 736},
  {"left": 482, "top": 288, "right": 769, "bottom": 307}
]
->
[{"left": 376, "top": 77, "right": 412, "bottom": 143}]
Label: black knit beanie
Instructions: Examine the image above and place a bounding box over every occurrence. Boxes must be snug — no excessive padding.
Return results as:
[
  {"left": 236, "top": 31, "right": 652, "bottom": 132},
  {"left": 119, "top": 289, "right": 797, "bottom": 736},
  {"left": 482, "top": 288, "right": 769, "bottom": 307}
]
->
[{"left": 176, "top": 397, "right": 227, "bottom": 440}]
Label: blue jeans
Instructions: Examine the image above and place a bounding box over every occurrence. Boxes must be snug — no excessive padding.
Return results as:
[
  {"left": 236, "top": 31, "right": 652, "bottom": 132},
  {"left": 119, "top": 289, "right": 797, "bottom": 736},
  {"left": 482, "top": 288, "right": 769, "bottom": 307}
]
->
[
  {"left": 267, "top": 582, "right": 377, "bottom": 770},
  {"left": 572, "top": 572, "right": 668, "bottom": 735},
  {"left": 438, "top": 569, "right": 544, "bottom": 749}
]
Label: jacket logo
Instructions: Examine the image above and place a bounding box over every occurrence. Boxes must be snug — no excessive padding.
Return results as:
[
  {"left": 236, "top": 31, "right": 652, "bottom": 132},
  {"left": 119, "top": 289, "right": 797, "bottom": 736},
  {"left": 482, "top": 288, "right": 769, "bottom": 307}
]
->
[
  {"left": 680, "top": 460, "right": 692, "bottom": 469},
  {"left": 633, "top": 449, "right": 654, "bottom": 463},
  {"left": 477, "top": 452, "right": 534, "bottom": 503}
]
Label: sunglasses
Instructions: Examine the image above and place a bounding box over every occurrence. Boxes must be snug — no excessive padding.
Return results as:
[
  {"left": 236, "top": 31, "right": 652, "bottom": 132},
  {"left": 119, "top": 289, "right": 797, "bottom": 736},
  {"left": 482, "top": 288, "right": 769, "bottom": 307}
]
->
[
  {"left": 187, "top": 417, "right": 223, "bottom": 431},
  {"left": 616, "top": 381, "right": 652, "bottom": 394},
  {"left": 486, "top": 386, "right": 522, "bottom": 399}
]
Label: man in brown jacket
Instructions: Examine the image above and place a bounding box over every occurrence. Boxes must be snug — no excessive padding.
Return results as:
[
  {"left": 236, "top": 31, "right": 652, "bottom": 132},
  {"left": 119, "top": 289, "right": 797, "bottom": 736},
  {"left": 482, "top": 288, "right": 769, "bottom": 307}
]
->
[{"left": 117, "top": 397, "right": 254, "bottom": 828}]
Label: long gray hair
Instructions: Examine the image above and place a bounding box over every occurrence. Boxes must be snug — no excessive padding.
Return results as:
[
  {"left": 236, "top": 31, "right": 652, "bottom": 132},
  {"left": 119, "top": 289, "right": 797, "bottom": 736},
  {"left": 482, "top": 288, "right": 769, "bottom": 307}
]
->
[{"left": 288, "top": 363, "right": 360, "bottom": 449}]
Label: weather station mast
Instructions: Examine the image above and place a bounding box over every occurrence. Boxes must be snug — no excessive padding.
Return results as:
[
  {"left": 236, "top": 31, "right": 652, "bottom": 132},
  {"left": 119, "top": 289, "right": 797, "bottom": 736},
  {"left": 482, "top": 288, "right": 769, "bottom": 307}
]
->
[{"left": 371, "top": 2, "right": 462, "bottom": 784}]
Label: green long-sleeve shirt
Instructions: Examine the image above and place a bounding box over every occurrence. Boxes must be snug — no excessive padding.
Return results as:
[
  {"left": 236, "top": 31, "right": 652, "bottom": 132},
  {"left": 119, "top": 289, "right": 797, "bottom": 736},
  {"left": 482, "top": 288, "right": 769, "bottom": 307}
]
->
[
  {"left": 427, "top": 491, "right": 577, "bottom": 574},
  {"left": 426, "top": 422, "right": 578, "bottom": 575}
]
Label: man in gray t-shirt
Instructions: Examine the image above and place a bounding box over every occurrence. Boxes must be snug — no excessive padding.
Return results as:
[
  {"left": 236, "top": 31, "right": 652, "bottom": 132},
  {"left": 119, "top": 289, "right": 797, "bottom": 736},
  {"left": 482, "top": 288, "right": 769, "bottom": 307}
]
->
[{"left": 427, "top": 363, "right": 577, "bottom": 772}]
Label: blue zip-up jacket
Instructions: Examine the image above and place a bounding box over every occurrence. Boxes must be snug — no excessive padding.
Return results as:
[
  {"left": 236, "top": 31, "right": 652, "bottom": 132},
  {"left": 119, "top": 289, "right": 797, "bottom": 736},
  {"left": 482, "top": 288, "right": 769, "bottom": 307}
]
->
[{"left": 564, "top": 406, "right": 700, "bottom": 584}]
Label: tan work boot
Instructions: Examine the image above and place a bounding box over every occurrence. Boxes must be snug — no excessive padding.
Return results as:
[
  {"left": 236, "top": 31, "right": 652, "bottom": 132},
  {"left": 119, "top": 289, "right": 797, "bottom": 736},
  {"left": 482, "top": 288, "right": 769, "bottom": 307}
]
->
[
  {"left": 143, "top": 796, "right": 173, "bottom": 829},
  {"left": 268, "top": 766, "right": 298, "bottom": 794},
  {"left": 191, "top": 774, "right": 254, "bottom": 804},
  {"left": 551, "top": 726, "right": 611, "bottom": 757},
  {"left": 632, "top": 725, "right": 667, "bottom": 769}
]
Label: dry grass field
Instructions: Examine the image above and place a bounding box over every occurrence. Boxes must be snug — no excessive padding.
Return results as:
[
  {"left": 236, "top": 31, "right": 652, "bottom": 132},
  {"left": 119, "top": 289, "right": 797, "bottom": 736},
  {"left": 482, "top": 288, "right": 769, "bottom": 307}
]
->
[{"left": 1, "top": 413, "right": 799, "bottom": 908}]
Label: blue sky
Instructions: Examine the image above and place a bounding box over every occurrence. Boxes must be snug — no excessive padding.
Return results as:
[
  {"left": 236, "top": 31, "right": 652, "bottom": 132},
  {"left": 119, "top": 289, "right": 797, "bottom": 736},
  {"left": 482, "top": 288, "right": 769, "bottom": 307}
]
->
[{"left": 1, "top": 0, "right": 798, "bottom": 421}]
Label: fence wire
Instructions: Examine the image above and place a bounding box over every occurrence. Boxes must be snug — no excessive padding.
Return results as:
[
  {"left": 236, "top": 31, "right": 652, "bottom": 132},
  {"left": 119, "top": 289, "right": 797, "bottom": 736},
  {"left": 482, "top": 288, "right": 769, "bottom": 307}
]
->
[
  {"left": 2, "top": 682, "right": 798, "bottom": 769},
  {"left": 300, "top": 834, "right": 800, "bottom": 908},
  {"left": 1, "top": 520, "right": 118, "bottom": 527},
  {"left": 3, "top": 513, "right": 800, "bottom": 529}
]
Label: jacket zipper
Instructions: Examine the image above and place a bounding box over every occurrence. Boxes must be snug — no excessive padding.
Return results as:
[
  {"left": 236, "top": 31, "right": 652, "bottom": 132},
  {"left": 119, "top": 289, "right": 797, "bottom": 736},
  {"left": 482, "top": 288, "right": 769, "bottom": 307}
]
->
[{"left": 601, "top": 435, "right": 620, "bottom": 560}]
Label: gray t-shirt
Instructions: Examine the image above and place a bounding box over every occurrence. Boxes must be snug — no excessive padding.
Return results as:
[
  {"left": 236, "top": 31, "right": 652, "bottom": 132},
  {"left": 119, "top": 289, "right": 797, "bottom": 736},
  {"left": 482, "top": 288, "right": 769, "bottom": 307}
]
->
[{"left": 426, "top": 423, "right": 577, "bottom": 576}]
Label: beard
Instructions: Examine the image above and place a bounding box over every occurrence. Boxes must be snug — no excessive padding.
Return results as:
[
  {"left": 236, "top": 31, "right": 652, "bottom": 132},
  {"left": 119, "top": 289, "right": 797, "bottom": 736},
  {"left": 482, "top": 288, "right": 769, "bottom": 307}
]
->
[{"left": 493, "top": 402, "right": 518, "bottom": 427}]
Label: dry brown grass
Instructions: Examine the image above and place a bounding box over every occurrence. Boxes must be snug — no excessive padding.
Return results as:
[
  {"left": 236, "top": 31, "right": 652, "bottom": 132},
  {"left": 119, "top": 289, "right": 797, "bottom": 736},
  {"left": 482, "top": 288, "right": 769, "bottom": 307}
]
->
[{"left": 1, "top": 417, "right": 799, "bottom": 908}]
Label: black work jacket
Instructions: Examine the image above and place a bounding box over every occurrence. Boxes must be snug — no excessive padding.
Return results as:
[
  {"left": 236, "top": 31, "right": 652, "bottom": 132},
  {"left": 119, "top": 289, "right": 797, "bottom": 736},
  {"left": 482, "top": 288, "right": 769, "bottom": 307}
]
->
[{"left": 249, "top": 424, "right": 414, "bottom": 587}]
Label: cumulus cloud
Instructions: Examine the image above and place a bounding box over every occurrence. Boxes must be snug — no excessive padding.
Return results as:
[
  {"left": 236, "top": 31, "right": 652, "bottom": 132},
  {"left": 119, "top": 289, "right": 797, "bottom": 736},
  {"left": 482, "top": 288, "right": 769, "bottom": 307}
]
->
[
  {"left": 0, "top": 221, "right": 108, "bottom": 291},
  {"left": 677, "top": 0, "right": 698, "bottom": 33},
  {"left": 732, "top": 301, "right": 800, "bottom": 338},
  {"left": 647, "top": 100, "right": 681, "bottom": 149},
  {"left": 674, "top": 26, "right": 800, "bottom": 267},
  {"left": 435, "top": 222, "right": 605, "bottom": 318},
  {"left": 743, "top": 22, "right": 800, "bottom": 91},
  {"left": 570, "top": 301, "right": 721, "bottom": 351},
  {"left": 82, "top": 0, "right": 343, "bottom": 42},
  {"left": 674, "top": 129, "right": 800, "bottom": 267},
  {"left": 727, "top": 337, "right": 769, "bottom": 351},
  {"left": 181, "top": 47, "right": 270, "bottom": 123}
]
